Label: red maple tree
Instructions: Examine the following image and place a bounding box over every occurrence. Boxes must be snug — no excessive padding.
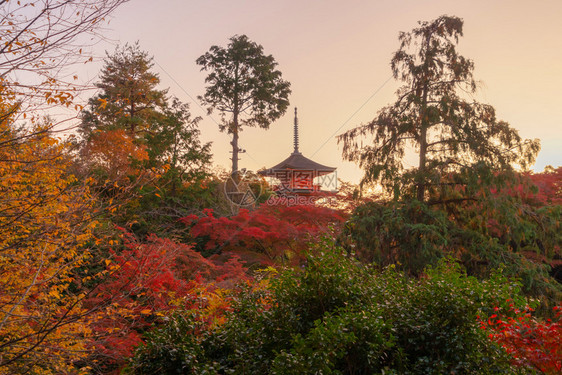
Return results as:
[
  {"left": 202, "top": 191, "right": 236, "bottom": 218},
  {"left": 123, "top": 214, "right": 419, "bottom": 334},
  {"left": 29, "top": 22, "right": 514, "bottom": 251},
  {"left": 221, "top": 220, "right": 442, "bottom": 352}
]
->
[
  {"left": 181, "top": 204, "right": 347, "bottom": 266},
  {"left": 84, "top": 231, "right": 247, "bottom": 373},
  {"left": 482, "top": 305, "right": 562, "bottom": 374}
]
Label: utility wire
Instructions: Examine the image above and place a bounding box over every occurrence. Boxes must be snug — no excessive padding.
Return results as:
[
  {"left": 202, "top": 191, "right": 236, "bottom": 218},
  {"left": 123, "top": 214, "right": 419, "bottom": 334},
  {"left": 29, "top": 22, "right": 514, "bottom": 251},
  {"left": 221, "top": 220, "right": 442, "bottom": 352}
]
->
[
  {"left": 310, "top": 74, "right": 393, "bottom": 158},
  {"left": 154, "top": 59, "right": 266, "bottom": 169},
  {"left": 154, "top": 60, "right": 221, "bottom": 127}
]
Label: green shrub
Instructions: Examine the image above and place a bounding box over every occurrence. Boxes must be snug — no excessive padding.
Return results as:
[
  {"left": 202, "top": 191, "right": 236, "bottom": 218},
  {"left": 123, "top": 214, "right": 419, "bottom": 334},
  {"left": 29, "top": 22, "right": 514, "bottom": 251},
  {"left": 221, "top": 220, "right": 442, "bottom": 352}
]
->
[{"left": 127, "top": 245, "right": 527, "bottom": 374}]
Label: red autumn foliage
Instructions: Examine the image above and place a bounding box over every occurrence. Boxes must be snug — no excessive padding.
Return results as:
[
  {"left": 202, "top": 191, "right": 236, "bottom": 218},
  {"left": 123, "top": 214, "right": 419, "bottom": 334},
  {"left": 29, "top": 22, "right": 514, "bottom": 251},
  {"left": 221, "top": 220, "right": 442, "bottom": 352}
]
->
[
  {"left": 489, "top": 167, "right": 562, "bottom": 207},
  {"left": 482, "top": 305, "right": 562, "bottom": 374},
  {"left": 180, "top": 204, "right": 347, "bottom": 266},
  {"left": 527, "top": 166, "right": 562, "bottom": 206},
  {"left": 84, "top": 232, "right": 247, "bottom": 373}
]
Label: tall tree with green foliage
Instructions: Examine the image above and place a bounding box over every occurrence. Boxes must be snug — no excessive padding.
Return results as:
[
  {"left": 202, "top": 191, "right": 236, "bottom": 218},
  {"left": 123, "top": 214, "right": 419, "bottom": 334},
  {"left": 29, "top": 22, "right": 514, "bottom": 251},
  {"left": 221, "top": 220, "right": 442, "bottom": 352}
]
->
[
  {"left": 197, "top": 34, "right": 291, "bottom": 174},
  {"left": 337, "top": 16, "right": 560, "bottom": 305},
  {"left": 79, "top": 43, "right": 166, "bottom": 181},
  {"left": 338, "top": 15, "right": 539, "bottom": 202}
]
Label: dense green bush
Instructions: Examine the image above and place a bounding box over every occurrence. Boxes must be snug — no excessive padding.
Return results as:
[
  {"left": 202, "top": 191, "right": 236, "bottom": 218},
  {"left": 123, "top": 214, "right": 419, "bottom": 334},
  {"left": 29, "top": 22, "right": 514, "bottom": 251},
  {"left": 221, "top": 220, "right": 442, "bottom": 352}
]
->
[
  {"left": 126, "top": 245, "right": 529, "bottom": 374},
  {"left": 343, "top": 198, "right": 561, "bottom": 308}
]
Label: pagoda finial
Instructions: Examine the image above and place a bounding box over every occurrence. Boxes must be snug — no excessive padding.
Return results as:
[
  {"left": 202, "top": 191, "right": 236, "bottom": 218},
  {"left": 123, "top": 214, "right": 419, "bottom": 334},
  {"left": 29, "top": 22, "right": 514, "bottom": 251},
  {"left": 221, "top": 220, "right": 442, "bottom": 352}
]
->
[{"left": 293, "top": 107, "right": 300, "bottom": 154}]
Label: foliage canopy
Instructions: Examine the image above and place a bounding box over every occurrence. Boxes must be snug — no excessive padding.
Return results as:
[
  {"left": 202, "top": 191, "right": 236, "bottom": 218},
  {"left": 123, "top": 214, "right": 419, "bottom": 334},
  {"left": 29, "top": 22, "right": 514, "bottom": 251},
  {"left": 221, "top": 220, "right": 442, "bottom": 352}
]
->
[
  {"left": 127, "top": 247, "right": 525, "bottom": 374},
  {"left": 338, "top": 15, "right": 539, "bottom": 201},
  {"left": 79, "top": 44, "right": 213, "bottom": 236},
  {"left": 197, "top": 34, "right": 291, "bottom": 172}
]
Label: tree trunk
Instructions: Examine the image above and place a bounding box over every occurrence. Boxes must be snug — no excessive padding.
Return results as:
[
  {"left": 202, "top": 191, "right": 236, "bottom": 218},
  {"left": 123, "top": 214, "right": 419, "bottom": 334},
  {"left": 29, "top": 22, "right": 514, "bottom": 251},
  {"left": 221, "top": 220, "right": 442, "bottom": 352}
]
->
[
  {"left": 231, "top": 110, "right": 239, "bottom": 175},
  {"left": 130, "top": 100, "right": 136, "bottom": 135},
  {"left": 231, "top": 63, "right": 240, "bottom": 176},
  {"left": 417, "top": 124, "right": 427, "bottom": 201},
  {"left": 417, "top": 34, "right": 432, "bottom": 202},
  {"left": 417, "top": 83, "right": 429, "bottom": 202}
]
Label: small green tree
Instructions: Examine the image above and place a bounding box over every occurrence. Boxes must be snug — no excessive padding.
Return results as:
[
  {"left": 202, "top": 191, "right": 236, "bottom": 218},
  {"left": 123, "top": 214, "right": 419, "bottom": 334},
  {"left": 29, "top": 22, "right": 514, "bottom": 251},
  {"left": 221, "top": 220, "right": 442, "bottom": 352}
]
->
[
  {"left": 197, "top": 34, "right": 291, "bottom": 173},
  {"left": 338, "top": 15, "right": 539, "bottom": 202},
  {"left": 144, "top": 98, "right": 211, "bottom": 190}
]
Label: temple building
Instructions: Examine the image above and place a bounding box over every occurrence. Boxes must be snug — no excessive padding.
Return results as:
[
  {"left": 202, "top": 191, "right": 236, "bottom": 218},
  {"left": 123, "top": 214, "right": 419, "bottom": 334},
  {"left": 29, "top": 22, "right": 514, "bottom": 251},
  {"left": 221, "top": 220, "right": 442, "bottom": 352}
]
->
[{"left": 259, "top": 108, "right": 336, "bottom": 196}]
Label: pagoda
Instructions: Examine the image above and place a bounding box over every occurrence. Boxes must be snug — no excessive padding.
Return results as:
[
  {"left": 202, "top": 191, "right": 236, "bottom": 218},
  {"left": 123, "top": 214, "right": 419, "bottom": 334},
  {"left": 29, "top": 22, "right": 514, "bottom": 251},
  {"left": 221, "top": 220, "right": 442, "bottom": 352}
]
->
[{"left": 259, "top": 108, "right": 336, "bottom": 196}]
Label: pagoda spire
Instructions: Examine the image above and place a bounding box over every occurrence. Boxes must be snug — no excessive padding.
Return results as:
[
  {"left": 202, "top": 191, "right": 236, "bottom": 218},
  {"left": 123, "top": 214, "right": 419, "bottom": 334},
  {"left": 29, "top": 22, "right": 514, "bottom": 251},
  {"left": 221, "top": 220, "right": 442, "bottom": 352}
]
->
[{"left": 293, "top": 107, "right": 300, "bottom": 154}]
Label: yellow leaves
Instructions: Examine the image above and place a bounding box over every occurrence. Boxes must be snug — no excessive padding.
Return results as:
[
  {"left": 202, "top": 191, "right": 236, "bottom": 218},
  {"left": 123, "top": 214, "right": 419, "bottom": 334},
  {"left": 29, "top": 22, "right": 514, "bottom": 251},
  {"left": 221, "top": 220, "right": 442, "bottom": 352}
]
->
[
  {"left": 84, "top": 129, "right": 149, "bottom": 181},
  {"left": 48, "top": 290, "right": 60, "bottom": 299},
  {"left": 108, "top": 263, "right": 121, "bottom": 272},
  {"left": 140, "top": 309, "right": 152, "bottom": 315},
  {"left": 259, "top": 266, "right": 278, "bottom": 275},
  {"left": 41, "top": 90, "right": 74, "bottom": 106},
  {"left": 0, "top": 120, "right": 96, "bottom": 372}
]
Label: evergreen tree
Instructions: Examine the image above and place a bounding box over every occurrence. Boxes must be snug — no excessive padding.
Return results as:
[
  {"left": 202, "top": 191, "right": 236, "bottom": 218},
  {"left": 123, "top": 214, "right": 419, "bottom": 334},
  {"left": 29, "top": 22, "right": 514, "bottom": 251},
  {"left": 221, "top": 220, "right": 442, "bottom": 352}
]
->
[
  {"left": 78, "top": 44, "right": 214, "bottom": 235},
  {"left": 338, "top": 15, "right": 539, "bottom": 202},
  {"left": 80, "top": 43, "right": 167, "bottom": 138},
  {"left": 197, "top": 35, "right": 291, "bottom": 174},
  {"left": 144, "top": 98, "right": 212, "bottom": 192},
  {"left": 79, "top": 43, "right": 211, "bottom": 181},
  {"left": 338, "top": 16, "right": 560, "bottom": 306}
]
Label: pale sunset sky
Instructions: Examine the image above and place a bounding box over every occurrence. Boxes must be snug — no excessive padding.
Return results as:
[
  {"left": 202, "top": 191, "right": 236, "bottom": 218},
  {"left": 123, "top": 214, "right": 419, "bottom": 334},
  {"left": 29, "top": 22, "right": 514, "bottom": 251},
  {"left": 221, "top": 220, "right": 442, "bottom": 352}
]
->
[{"left": 83, "top": 0, "right": 562, "bottom": 184}]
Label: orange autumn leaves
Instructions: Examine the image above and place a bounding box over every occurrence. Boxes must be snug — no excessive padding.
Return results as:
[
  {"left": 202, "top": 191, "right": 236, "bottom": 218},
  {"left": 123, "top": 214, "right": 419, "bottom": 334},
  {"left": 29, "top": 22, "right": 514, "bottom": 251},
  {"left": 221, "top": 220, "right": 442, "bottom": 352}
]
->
[
  {"left": 0, "top": 120, "right": 97, "bottom": 373},
  {"left": 84, "top": 128, "right": 149, "bottom": 181}
]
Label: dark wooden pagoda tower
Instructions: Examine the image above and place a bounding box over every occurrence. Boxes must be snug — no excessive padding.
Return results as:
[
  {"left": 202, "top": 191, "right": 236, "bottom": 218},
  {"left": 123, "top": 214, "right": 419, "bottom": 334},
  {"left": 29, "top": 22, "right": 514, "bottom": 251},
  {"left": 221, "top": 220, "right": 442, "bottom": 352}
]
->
[{"left": 259, "top": 108, "right": 336, "bottom": 196}]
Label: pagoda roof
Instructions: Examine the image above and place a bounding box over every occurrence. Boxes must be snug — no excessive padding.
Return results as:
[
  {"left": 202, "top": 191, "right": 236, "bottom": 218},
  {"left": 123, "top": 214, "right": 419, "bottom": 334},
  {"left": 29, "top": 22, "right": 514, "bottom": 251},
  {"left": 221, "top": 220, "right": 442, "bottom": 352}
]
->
[
  {"left": 259, "top": 151, "right": 336, "bottom": 176},
  {"left": 259, "top": 107, "right": 336, "bottom": 177}
]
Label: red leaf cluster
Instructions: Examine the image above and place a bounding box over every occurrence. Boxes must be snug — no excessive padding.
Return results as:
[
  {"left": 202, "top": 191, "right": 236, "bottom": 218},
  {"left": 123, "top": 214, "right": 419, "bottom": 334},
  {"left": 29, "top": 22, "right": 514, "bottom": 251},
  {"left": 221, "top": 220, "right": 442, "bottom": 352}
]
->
[
  {"left": 84, "top": 232, "right": 247, "bottom": 372},
  {"left": 489, "top": 167, "right": 562, "bottom": 207},
  {"left": 181, "top": 204, "right": 347, "bottom": 266},
  {"left": 527, "top": 167, "right": 562, "bottom": 206},
  {"left": 482, "top": 305, "right": 562, "bottom": 374}
]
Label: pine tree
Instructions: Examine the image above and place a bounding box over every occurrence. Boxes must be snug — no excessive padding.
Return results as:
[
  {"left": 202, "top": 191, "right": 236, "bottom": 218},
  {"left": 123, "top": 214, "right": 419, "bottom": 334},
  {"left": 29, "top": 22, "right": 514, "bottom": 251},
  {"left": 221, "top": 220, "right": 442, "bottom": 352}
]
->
[
  {"left": 338, "top": 16, "right": 560, "bottom": 305},
  {"left": 80, "top": 43, "right": 167, "bottom": 138},
  {"left": 79, "top": 43, "right": 211, "bottom": 183},
  {"left": 78, "top": 44, "right": 213, "bottom": 235},
  {"left": 338, "top": 15, "right": 539, "bottom": 202}
]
